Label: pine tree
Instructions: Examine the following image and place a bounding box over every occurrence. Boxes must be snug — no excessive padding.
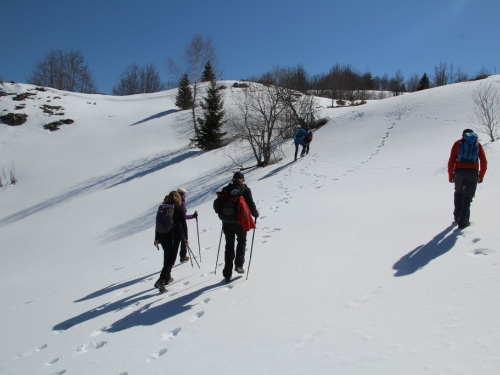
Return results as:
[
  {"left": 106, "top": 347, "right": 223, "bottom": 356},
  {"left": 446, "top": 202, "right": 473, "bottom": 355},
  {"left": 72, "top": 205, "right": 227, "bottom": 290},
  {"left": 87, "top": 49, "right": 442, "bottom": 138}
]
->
[
  {"left": 201, "top": 61, "right": 216, "bottom": 82},
  {"left": 193, "top": 80, "right": 226, "bottom": 150},
  {"left": 417, "top": 73, "right": 431, "bottom": 91},
  {"left": 175, "top": 73, "right": 194, "bottom": 110}
]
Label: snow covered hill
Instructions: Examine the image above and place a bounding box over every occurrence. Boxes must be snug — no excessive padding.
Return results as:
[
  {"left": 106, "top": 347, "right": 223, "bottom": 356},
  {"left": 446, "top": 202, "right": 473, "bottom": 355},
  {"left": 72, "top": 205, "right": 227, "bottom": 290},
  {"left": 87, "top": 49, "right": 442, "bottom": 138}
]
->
[{"left": 1, "top": 77, "right": 499, "bottom": 375}]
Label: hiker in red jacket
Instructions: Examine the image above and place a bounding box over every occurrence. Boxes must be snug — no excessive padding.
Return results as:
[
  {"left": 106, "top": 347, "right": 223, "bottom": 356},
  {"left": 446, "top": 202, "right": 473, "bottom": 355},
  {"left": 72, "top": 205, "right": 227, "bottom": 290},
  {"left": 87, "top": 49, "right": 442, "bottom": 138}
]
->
[{"left": 447, "top": 129, "right": 487, "bottom": 229}]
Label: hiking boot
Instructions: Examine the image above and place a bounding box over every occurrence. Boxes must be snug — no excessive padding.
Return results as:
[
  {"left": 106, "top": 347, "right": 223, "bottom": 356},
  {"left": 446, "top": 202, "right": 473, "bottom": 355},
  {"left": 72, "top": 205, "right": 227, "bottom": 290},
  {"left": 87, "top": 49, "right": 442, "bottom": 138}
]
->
[
  {"left": 180, "top": 256, "right": 189, "bottom": 263},
  {"left": 234, "top": 266, "right": 245, "bottom": 274},
  {"left": 224, "top": 276, "right": 231, "bottom": 282},
  {"left": 458, "top": 221, "right": 470, "bottom": 229},
  {"left": 166, "top": 277, "right": 174, "bottom": 285},
  {"left": 154, "top": 279, "right": 167, "bottom": 293}
]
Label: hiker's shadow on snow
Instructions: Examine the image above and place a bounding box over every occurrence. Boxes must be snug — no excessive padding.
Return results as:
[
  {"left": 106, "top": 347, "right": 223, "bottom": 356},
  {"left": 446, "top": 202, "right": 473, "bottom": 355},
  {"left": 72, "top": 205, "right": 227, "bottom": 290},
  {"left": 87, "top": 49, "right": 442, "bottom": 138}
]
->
[
  {"left": 104, "top": 279, "right": 238, "bottom": 333},
  {"left": 130, "top": 109, "right": 178, "bottom": 126},
  {"left": 258, "top": 160, "right": 297, "bottom": 181},
  {"left": 73, "top": 272, "right": 159, "bottom": 303},
  {"left": 393, "top": 224, "right": 461, "bottom": 277},
  {"left": 53, "top": 289, "right": 160, "bottom": 332},
  {"left": 0, "top": 148, "right": 199, "bottom": 229}
]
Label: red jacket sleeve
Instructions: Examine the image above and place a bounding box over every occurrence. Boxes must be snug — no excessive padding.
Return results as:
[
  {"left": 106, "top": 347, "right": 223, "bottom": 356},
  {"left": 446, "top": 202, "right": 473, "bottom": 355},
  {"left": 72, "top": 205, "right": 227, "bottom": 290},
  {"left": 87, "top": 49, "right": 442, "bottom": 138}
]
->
[
  {"left": 478, "top": 143, "right": 488, "bottom": 180},
  {"left": 448, "top": 139, "right": 488, "bottom": 180}
]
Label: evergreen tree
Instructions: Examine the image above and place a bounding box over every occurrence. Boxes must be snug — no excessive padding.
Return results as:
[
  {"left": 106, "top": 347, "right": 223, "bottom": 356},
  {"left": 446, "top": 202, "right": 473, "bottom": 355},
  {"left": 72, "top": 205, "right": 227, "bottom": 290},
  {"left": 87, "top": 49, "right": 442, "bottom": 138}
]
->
[
  {"left": 175, "top": 73, "right": 194, "bottom": 110},
  {"left": 193, "top": 80, "right": 226, "bottom": 150},
  {"left": 201, "top": 61, "right": 216, "bottom": 82},
  {"left": 417, "top": 73, "right": 431, "bottom": 91},
  {"left": 362, "top": 72, "right": 376, "bottom": 90}
]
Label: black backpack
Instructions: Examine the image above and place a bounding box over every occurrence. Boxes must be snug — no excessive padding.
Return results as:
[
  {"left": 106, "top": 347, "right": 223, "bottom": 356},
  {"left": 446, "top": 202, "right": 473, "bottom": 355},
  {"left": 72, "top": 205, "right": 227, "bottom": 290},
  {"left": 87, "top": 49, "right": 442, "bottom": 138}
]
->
[
  {"left": 155, "top": 204, "right": 175, "bottom": 233},
  {"left": 214, "top": 184, "right": 245, "bottom": 223}
]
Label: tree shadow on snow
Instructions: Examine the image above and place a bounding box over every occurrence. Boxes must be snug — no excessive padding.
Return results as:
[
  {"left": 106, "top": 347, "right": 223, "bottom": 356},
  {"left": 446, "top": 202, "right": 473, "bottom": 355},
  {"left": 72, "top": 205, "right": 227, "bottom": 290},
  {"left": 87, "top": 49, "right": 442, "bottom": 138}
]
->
[
  {"left": 130, "top": 109, "right": 178, "bottom": 126},
  {"left": 105, "top": 278, "right": 241, "bottom": 333},
  {"left": 258, "top": 160, "right": 297, "bottom": 181},
  {"left": 0, "top": 148, "right": 199, "bottom": 229},
  {"left": 393, "top": 223, "right": 462, "bottom": 277},
  {"left": 97, "top": 160, "right": 238, "bottom": 244}
]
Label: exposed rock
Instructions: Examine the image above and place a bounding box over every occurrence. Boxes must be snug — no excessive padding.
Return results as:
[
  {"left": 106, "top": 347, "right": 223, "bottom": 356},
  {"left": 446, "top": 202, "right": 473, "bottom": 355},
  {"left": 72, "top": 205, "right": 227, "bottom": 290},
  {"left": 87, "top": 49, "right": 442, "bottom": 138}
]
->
[
  {"left": 0, "top": 113, "right": 28, "bottom": 126},
  {"left": 12, "top": 92, "right": 37, "bottom": 101}
]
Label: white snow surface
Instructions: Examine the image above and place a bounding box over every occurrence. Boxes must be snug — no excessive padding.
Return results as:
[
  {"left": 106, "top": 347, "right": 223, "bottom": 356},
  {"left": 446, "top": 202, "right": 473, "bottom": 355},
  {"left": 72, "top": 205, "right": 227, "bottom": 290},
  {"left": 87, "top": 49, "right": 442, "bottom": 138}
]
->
[{"left": 1, "top": 78, "right": 500, "bottom": 375}]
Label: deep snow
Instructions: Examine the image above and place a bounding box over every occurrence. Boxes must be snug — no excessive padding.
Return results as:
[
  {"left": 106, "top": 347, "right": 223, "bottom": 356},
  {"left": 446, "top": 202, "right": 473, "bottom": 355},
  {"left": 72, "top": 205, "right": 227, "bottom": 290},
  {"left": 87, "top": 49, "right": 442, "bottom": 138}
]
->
[{"left": 1, "top": 77, "right": 499, "bottom": 375}]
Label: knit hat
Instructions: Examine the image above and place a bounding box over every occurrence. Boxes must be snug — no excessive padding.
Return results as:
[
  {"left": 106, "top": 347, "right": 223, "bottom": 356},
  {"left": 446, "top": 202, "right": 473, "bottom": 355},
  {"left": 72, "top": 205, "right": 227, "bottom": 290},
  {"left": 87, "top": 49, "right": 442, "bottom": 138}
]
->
[
  {"left": 463, "top": 128, "right": 474, "bottom": 136},
  {"left": 177, "top": 188, "right": 187, "bottom": 196},
  {"left": 233, "top": 171, "right": 244, "bottom": 180}
]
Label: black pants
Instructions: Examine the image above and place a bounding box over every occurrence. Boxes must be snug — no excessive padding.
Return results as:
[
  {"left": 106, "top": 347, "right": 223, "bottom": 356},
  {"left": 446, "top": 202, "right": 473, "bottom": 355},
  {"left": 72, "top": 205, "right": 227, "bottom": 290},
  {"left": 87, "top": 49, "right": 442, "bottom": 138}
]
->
[
  {"left": 157, "top": 231, "right": 182, "bottom": 281},
  {"left": 179, "top": 241, "right": 187, "bottom": 260},
  {"left": 294, "top": 141, "right": 305, "bottom": 160},
  {"left": 304, "top": 141, "right": 310, "bottom": 155},
  {"left": 453, "top": 169, "right": 478, "bottom": 226},
  {"left": 222, "top": 223, "right": 247, "bottom": 279}
]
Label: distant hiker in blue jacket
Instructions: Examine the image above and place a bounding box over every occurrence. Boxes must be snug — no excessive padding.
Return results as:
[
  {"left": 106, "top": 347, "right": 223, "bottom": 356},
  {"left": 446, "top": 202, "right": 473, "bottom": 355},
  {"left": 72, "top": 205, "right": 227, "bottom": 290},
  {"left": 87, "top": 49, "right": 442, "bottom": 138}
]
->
[
  {"left": 303, "top": 126, "right": 313, "bottom": 155},
  {"left": 294, "top": 125, "right": 307, "bottom": 161}
]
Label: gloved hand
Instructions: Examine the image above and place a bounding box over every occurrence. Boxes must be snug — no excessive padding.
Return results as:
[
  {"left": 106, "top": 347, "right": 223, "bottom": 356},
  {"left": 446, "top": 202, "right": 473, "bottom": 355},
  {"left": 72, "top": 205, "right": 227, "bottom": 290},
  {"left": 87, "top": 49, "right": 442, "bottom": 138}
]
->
[
  {"left": 193, "top": 211, "right": 198, "bottom": 218},
  {"left": 478, "top": 177, "right": 483, "bottom": 183},
  {"left": 449, "top": 178, "right": 454, "bottom": 183}
]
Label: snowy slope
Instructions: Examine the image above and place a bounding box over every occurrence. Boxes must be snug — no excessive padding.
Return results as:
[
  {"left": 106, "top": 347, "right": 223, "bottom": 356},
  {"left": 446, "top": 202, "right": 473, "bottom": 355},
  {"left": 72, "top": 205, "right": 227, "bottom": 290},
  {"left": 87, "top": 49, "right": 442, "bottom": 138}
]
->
[{"left": 1, "top": 77, "right": 499, "bottom": 375}]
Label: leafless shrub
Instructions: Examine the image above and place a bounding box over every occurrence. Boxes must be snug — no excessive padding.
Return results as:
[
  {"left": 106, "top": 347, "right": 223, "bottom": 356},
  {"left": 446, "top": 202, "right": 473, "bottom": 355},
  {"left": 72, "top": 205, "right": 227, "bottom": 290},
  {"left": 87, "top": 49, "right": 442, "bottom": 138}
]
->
[
  {"left": 0, "top": 165, "right": 17, "bottom": 187},
  {"left": 471, "top": 81, "right": 500, "bottom": 141}
]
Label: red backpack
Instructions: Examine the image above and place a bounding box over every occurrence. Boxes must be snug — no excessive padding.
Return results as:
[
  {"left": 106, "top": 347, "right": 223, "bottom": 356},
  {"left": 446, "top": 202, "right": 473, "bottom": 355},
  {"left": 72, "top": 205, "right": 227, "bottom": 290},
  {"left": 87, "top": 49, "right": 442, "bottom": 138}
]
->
[{"left": 214, "top": 186, "right": 255, "bottom": 231}]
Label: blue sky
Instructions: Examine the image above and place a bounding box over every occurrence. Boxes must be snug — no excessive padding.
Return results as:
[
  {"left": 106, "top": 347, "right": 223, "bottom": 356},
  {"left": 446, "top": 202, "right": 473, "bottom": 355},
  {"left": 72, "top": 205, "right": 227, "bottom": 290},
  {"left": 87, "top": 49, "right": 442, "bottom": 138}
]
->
[{"left": 2, "top": 0, "right": 499, "bottom": 94}]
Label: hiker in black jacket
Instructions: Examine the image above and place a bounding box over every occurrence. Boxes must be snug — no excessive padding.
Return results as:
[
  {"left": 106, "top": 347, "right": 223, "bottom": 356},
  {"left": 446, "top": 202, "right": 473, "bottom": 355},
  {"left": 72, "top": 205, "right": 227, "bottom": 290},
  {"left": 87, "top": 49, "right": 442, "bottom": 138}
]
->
[
  {"left": 218, "top": 172, "right": 259, "bottom": 281},
  {"left": 153, "top": 190, "right": 188, "bottom": 293}
]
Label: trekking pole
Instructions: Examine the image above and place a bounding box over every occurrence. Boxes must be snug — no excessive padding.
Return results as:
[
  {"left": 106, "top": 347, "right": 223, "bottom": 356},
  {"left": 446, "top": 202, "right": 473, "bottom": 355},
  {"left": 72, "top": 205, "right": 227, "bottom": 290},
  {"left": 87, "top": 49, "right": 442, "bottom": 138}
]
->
[
  {"left": 188, "top": 246, "right": 194, "bottom": 268},
  {"left": 196, "top": 216, "right": 201, "bottom": 262},
  {"left": 186, "top": 245, "right": 200, "bottom": 269},
  {"left": 182, "top": 235, "right": 194, "bottom": 268},
  {"left": 214, "top": 227, "right": 223, "bottom": 275},
  {"left": 246, "top": 218, "right": 258, "bottom": 280}
]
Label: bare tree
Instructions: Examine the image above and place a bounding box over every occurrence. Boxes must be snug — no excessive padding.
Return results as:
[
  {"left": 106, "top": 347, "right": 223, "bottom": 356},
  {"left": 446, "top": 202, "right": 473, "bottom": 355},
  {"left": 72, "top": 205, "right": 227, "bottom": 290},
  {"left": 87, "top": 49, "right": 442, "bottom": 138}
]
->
[
  {"left": 167, "top": 34, "right": 219, "bottom": 139},
  {"left": 454, "top": 66, "right": 469, "bottom": 83},
  {"left": 112, "top": 62, "right": 166, "bottom": 96},
  {"left": 227, "top": 83, "right": 288, "bottom": 167},
  {"left": 475, "top": 66, "right": 491, "bottom": 78},
  {"left": 112, "top": 63, "right": 141, "bottom": 95},
  {"left": 471, "top": 81, "right": 500, "bottom": 141},
  {"left": 227, "top": 74, "right": 319, "bottom": 167},
  {"left": 140, "top": 63, "right": 167, "bottom": 93},
  {"left": 28, "top": 49, "right": 97, "bottom": 93},
  {"left": 376, "top": 73, "right": 390, "bottom": 99},
  {"left": 309, "top": 73, "right": 328, "bottom": 97},
  {"left": 406, "top": 73, "right": 420, "bottom": 92},
  {"left": 433, "top": 61, "right": 449, "bottom": 87},
  {"left": 389, "top": 69, "right": 406, "bottom": 96}
]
